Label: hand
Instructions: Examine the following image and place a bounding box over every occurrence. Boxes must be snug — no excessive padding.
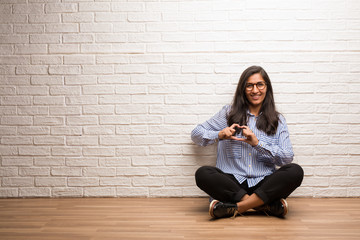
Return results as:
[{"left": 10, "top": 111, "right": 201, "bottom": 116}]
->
[
  {"left": 230, "top": 126, "right": 259, "bottom": 147},
  {"left": 218, "top": 124, "right": 241, "bottom": 140}
]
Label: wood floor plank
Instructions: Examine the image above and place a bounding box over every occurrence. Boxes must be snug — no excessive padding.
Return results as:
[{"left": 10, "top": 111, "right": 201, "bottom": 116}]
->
[{"left": 0, "top": 198, "right": 359, "bottom": 240}]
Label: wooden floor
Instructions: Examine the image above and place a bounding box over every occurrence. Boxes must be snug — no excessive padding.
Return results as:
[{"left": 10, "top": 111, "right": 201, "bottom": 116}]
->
[{"left": 0, "top": 198, "right": 359, "bottom": 240}]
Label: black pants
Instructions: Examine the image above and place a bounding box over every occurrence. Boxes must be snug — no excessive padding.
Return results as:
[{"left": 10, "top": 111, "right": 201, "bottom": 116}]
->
[{"left": 195, "top": 163, "right": 304, "bottom": 204}]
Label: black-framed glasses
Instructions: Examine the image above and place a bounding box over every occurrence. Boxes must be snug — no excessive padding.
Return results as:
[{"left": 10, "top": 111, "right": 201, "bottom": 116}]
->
[{"left": 245, "top": 82, "right": 267, "bottom": 91}]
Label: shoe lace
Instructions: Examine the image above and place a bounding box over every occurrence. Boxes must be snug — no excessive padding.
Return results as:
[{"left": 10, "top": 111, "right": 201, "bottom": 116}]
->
[{"left": 228, "top": 208, "right": 240, "bottom": 219}]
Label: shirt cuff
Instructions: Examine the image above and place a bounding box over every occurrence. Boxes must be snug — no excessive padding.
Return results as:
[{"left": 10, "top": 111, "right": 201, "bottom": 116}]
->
[
  {"left": 204, "top": 130, "right": 220, "bottom": 141},
  {"left": 254, "top": 140, "right": 266, "bottom": 152}
]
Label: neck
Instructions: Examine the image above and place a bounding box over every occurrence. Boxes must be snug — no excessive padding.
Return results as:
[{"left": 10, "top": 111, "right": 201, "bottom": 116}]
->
[{"left": 249, "top": 105, "right": 261, "bottom": 116}]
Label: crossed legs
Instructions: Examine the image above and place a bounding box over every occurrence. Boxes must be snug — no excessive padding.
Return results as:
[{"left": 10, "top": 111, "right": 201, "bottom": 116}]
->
[{"left": 195, "top": 163, "right": 304, "bottom": 215}]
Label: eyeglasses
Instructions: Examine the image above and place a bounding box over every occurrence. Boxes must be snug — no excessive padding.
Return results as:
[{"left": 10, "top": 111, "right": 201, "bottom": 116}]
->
[{"left": 245, "top": 82, "right": 267, "bottom": 91}]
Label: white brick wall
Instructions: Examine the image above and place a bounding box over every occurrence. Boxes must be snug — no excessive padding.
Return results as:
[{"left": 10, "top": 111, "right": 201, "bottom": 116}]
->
[{"left": 1, "top": 0, "right": 360, "bottom": 198}]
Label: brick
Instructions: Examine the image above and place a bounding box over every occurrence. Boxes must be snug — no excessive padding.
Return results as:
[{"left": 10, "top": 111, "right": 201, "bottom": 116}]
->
[
  {"left": 2, "top": 96, "right": 32, "bottom": 105},
  {"left": 18, "top": 126, "right": 49, "bottom": 135},
  {"left": 34, "top": 96, "right": 64, "bottom": 105},
  {"left": 1, "top": 136, "right": 32, "bottom": 145},
  {"left": 66, "top": 136, "right": 98, "bottom": 146},
  {"left": 34, "top": 136, "right": 64, "bottom": 145},
  {"left": 13, "top": 4, "right": 44, "bottom": 14},
  {"left": 65, "top": 76, "right": 97, "bottom": 85},
  {"left": 51, "top": 167, "right": 81, "bottom": 176},
  {"left": 99, "top": 116, "right": 130, "bottom": 125},
  {"left": 132, "top": 177, "right": 163, "bottom": 187},
  {"left": 131, "top": 116, "right": 162, "bottom": 125},
  {"left": 34, "top": 157, "right": 64, "bottom": 166},
  {"left": 113, "top": 23, "right": 144, "bottom": 33},
  {"left": 99, "top": 157, "right": 131, "bottom": 167},
  {"left": 149, "top": 167, "right": 179, "bottom": 176},
  {"left": 66, "top": 157, "right": 98, "bottom": 167},
  {"left": 132, "top": 156, "right": 164, "bottom": 166},
  {"left": 2, "top": 157, "right": 33, "bottom": 166},
  {"left": 66, "top": 96, "right": 97, "bottom": 105},
  {"left": 116, "top": 147, "right": 149, "bottom": 156},
  {"left": 63, "top": 13, "right": 94, "bottom": 23},
  {"left": 17, "top": 86, "right": 48, "bottom": 95},
  {"left": 83, "top": 147, "right": 115, "bottom": 157},
  {"left": 19, "top": 167, "right": 49, "bottom": 176},
  {"left": 16, "top": 66, "right": 48, "bottom": 75},
  {"left": 0, "top": 35, "right": 29, "bottom": 44},
  {"left": 84, "top": 188, "right": 116, "bottom": 197},
  {"left": 111, "top": 2, "right": 144, "bottom": 12},
  {"left": 1, "top": 116, "right": 33, "bottom": 126},
  {"left": 80, "top": 23, "right": 112, "bottom": 33},
  {"left": 0, "top": 126, "right": 17, "bottom": 136},
  {"left": 128, "top": 12, "right": 161, "bottom": 22},
  {"left": 116, "top": 187, "right": 148, "bottom": 197},
  {"left": 51, "top": 147, "right": 82, "bottom": 156},
  {"left": 45, "top": 3, "right": 77, "bottom": 13},
  {"left": 49, "top": 106, "right": 81, "bottom": 116},
  {"left": 31, "top": 76, "right": 63, "bottom": 85},
  {"left": 35, "top": 177, "right": 66, "bottom": 187},
  {"left": 150, "top": 188, "right": 182, "bottom": 197},
  {"left": 49, "top": 44, "right": 79, "bottom": 54},
  {"left": 0, "top": 189, "right": 18, "bottom": 198},
  {"left": 66, "top": 116, "right": 98, "bottom": 126},
  {"left": 63, "top": 34, "right": 94, "bottom": 43},
  {"left": 50, "top": 126, "right": 82, "bottom": 136},
  {"left": 112, "top": 43, "right": 145, "bottom": 53},
  {"left": 52, "top": 188, "right": 83, "bottom": 197},
  {"left": 31, "top": 55, "right": 62, "bottom": 64},
  {"left": 45, "top": 23, "right": 78, "bottom": 33},
  {"left": 83, "top": 126, "right": 115, "bottom": 135},
  {"left": 82, "top": 65, "right": 113, "bottom": 74},
  {"left": 50, "top": 86, "right": 81, "bottom": 96},
  {"left": 68, "top": 177, "right": 99, "bottom": 187},
  {"left": 165, "top": 176, "right": 194, "bottom": 186},
  {"left": 29, "top": 14, "right": 60, "bottom": 23},
  {"left": 128, "top": 33, "right": 161, "bottom": 43},
  {"left": 100, "top": 177, "right": 130, "bottom": 186},
  {"left": 49, "top": 65, "right": 80, "bottom": 75},
  {"left": 99, "top": 136, "right": 131, "bottom": 146},
  {"left": 82, "top": 85, "right": 115, "bottom": 95},
  {"left": 95, "top": 13, "right": 127, "bottom": 22},
  {"left": 64, "top": 55, "right": 95, "bottom": 65},
  {"left": 19, "top": 146, "right": 50, "bottom": 156},
  {"left": 19, "top": 188, "right": 51, "bottom": 197},
  {"left": 99, "top": 95, "right": 130, "bottom": 104},
  {"left": 3, "top": 177, "right": 34, "bottom": 187},
  {"left": 79, "top": 2, "right": 110, "bottom": 12},
  {"left": 115, "top": 104, "right": 147, "bottom": 114}
]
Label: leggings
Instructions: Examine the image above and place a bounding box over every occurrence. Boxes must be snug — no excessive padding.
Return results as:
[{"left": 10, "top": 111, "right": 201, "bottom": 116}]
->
[{"left": 195, "top": 163, "right": 304, "bottom": 204}]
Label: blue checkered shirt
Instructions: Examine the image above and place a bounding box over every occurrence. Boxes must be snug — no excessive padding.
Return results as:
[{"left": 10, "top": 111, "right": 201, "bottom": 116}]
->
[{"left": 191, "top": 105, "right": 294, "bottom": 187}]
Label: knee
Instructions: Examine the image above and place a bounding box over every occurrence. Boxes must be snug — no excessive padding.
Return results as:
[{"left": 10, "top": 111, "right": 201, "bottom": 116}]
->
[
  {"left": 195, "top": 166, "right": 214, "bottom": 187},
  {"left": 287, "top": 163, "right": 304, "bottom": 186}
]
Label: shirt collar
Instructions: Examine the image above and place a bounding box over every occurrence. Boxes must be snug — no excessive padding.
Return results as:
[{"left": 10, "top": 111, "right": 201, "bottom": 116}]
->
[{"left": 247, "top": 110, "right": 263, "bottom": 117}]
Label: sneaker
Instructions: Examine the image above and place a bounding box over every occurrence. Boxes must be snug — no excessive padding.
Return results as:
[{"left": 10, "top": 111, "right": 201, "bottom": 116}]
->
[
  {"left": 209, "top": 200, "right": 238, "bottom": 219},
  {"left": 261, "top": 198, "right": 288, "bottom": 217}
]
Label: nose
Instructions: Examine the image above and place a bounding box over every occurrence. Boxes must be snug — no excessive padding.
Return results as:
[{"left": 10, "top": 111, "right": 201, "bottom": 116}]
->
[{"left": 251, "top": 85, "right": 259, "bottom": 93}]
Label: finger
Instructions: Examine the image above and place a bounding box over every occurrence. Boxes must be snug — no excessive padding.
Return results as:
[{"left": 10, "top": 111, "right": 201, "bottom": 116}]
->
[
  {"left": 230, "top": 136, "right": 246, "bottom": 142},
  {"left": 230, "top": 123, "right": 240, "bottom": 129}
]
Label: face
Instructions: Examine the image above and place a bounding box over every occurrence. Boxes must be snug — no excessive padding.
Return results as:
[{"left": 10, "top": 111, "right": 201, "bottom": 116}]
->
[{"left": 245, "top": 73, "right": 267, "bottom": 109}]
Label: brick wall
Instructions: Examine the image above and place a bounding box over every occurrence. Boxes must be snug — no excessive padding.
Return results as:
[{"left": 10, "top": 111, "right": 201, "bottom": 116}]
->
[{"left": 1, "top": 0, "right": 360, "bottom": 198}]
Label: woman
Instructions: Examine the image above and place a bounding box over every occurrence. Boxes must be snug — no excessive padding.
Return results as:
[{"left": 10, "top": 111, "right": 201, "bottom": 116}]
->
[{"left": 191, "top": 66, "right": 304, "bottom": 219}]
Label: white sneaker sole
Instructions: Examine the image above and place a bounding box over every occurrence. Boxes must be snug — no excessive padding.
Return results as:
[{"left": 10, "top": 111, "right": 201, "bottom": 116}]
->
[
  {"left": 280, "top": 198, "right": 288, "bottom": 216},
  {"left": 209, "top": 199, "right": 219, "bottom": 218}
]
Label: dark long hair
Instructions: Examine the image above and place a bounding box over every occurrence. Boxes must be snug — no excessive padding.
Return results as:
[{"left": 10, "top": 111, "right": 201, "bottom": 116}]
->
[{"left": 227, "top": 66, "right": 279, "bottom": 135}]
